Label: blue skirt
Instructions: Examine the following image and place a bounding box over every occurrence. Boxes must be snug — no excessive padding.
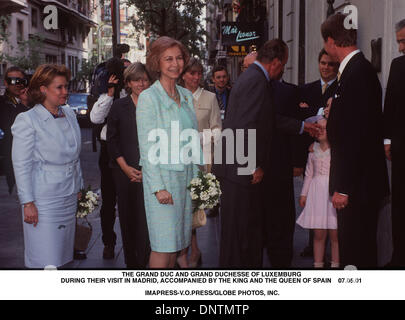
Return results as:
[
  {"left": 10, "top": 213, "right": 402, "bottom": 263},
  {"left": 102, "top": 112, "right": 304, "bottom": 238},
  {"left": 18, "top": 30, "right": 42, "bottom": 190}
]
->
[
  {"left": 23, "top": 194, "right": 77, "bottom": 268},
  {"left": 143, "top": 166, "right": 194, "bottom": 253}
]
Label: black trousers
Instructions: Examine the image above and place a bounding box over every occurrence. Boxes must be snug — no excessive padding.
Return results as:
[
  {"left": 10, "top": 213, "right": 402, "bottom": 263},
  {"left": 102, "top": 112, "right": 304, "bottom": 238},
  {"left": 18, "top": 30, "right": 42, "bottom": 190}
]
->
[
  {"left": 263, "top": 178, "right": 296, "bottom": 268},
  {"left": 390, "top": 156, "right": 405, "bottom": 267},
  {"left": 337, "top": 199, "right": 379, "bottom": 269},
  {"left": 99, "top": 141, "right": 117, "bottom": 247},
  {"left": 113, "top": 168, "right": 150, "bottom": 268},
  {"left": 219, "top": 178, "right": 263, "bottom": 268}
]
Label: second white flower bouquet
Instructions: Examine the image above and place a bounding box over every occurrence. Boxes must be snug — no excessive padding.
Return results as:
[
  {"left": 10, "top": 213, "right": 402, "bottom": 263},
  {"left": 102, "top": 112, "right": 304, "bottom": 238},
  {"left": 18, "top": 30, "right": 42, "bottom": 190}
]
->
[{"left": 188, "top": 171, "right": 221, "bottom": 212}]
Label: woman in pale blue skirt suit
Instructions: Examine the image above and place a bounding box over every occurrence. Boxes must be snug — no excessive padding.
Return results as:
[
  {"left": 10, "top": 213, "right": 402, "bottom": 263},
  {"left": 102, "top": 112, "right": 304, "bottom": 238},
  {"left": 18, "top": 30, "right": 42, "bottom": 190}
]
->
[
  {"left": 11, "top": 64, "right": 83, "bottom": 268},
  {"left": 137, "top": 37, "right": 201, "bottom": 268}
]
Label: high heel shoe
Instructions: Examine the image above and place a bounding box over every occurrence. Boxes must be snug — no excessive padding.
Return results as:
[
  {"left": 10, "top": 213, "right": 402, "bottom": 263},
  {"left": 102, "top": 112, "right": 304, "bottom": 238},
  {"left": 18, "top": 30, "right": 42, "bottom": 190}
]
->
[{"left": 189, "top": 254, "right": 202, "bottom": 268}]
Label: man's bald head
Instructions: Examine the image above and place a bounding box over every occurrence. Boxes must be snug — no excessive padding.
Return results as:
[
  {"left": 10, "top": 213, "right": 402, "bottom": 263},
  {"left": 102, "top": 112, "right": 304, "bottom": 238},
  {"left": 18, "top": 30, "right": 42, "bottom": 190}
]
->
[{"left": 242, "top": 51, "right": 258, "bottom": 72}]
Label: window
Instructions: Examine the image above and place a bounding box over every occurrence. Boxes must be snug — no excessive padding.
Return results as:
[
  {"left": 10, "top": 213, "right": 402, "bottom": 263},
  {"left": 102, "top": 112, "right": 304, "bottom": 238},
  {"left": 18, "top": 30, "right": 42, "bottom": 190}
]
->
[
  {"left": 31, "top": 7, "right": 38, "bottom": 28},
  {"left": 68, "top": 27, "right": 76, "bottom": 44},
  {"left": 68, "top": 55, "right": 78, "bottom": 78},
  {"left": 17, "top": 19, "right": 24, "bottom": 42},
  {"left": 46, "top": 55, "right": 58, "bottom": 64}
]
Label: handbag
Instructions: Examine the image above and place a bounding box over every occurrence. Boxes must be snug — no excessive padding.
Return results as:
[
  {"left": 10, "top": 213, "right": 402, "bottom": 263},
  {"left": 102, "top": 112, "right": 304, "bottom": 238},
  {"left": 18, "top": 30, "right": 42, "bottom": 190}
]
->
[
  {"left": 74, "top": 218, "right": 93, "bottom": 252},
  {"left": 192, "top": 209, "right": 207, "bottom": 229}
]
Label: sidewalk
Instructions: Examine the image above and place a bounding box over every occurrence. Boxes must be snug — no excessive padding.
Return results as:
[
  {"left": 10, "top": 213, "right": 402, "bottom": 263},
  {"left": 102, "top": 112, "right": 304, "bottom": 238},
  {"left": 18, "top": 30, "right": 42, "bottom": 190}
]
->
[{"left": 0, "top": 175, "right": 312, "bottom": 269}]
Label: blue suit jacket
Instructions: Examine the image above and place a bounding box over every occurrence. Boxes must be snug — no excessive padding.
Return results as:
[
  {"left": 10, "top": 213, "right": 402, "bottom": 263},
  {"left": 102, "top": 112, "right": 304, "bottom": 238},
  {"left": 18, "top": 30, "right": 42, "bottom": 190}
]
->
[
  {"left": 136, "top": 80, "right": 201, "bottom": 194},
  {"left": 11, "top": 104, "right": 83, "bottom": 204}
]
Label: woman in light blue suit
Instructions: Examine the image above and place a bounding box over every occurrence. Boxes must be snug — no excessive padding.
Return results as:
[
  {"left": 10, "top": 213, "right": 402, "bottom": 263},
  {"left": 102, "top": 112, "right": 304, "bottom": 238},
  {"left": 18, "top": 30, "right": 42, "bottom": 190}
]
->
[
  {"left": 137, "top": 37, "right": 201, "bottom": 268},
  {"left": 12, "top": 64, "right": 83, "bottom": 268}
]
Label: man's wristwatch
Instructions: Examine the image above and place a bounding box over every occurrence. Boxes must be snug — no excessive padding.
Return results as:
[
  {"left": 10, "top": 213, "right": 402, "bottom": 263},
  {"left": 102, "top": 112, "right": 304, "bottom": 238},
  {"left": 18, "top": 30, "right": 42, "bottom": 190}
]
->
[{"left": 23, "top": 202, "right": 34, "bottom": 208}]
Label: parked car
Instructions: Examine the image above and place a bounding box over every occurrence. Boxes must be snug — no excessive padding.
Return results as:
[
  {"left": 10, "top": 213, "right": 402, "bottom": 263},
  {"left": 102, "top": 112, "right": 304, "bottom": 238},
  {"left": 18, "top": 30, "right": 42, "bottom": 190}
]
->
[{"left": 66, "top": 93, "right": 89, "bottom": 119}]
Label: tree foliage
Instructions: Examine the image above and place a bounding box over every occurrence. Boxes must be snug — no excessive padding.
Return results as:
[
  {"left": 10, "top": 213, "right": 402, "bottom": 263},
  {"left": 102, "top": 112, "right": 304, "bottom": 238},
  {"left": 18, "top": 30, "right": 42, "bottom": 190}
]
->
[
  {"left": 73, "top": 55, "right": 99, "bottom": 91},
  {"left": 126, "top": 0, "right": 208, "bottom": 58}
]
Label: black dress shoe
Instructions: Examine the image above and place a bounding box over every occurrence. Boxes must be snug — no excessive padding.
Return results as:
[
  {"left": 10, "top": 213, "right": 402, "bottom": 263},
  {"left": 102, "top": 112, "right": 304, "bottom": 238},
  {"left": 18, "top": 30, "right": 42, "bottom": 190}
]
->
[
  {"left": 300, "top": 246, "right": 313, "bottom": 258},
  {"left": 103, "top": 245, "right": 115, "bottom": 260},
  {"left": 74, "top": 250, "right": 87, "bottom": 260}
]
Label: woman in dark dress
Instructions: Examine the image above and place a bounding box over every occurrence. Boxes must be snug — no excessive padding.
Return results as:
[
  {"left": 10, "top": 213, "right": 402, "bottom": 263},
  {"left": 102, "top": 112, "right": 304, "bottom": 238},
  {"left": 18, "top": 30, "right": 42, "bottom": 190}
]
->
[{"left": 107, "top": 62, "right": 151, "bottom": 268}]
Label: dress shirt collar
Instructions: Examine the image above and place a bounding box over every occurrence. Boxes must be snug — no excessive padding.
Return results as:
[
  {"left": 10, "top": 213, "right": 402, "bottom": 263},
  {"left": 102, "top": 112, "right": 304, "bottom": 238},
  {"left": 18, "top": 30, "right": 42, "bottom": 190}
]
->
[
  {"left": 5, "top": 90, "right": 20, "bottom": 107},
  {"left": 321, "top": 77, "right": 337, "bottom": 87},
  {"left": 339, "top": 49, "right": 361, "bottom": 76},
  {"left": 215, "top": 87, "right": 227, "bottom": 96},
  {"left": 253, "top": 61, "right": 270, "bottom": 82}
]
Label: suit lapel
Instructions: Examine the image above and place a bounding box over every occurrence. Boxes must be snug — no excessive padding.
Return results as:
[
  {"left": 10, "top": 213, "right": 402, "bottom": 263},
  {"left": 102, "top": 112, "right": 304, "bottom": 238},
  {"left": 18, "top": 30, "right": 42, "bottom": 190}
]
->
[{"left": 62, "top": 106, "right": 79, "bottom": 150}]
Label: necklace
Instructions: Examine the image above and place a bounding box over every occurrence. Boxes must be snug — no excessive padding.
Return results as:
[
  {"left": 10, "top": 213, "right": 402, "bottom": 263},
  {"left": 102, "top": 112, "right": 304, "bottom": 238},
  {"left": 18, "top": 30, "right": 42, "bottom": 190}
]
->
[{"left": 164, "top": 87, "right": 179, "bottom": 101}]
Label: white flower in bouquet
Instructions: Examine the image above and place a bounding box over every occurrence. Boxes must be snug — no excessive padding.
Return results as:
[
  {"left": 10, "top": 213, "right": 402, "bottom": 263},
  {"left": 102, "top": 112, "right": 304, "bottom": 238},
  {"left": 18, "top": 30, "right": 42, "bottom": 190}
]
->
[
  {"left": 206, "top": 173, "right": 214, "bottom": 180},
  {"left": 188, "top": 171, "right": 221, "bottom": 212},
  {"left": 76, "top": 187, "right": 99, "bottom": 219},
  {"left": 200, "top": 191, "right": 209, "bottom": 202}
]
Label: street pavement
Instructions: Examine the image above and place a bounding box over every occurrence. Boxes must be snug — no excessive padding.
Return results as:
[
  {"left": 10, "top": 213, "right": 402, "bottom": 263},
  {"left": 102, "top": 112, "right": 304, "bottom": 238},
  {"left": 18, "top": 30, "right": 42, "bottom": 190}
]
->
[{"left": 0, "top": 128, "right": 392, "bottom": 269}]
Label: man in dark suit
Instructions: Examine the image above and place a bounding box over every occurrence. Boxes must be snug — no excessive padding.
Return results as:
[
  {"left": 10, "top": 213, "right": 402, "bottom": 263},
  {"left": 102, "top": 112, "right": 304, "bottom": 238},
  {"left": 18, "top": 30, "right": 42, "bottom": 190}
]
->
[
  {"left": 207, "top": 65, "right": 231, "bottom": 122},
  {"left": 321, "top": 13, "right": 389, "bottom": 268},
  {"left": 215, "top": 39, "right": 288, "bottom": 268},
  {"left": 0, "top": 67, "right": 28, "bottom": 194},
  {"left": 383, "top": 19, "right": 405, "bottom": 267},
  {"left": 299, "top": 49, "right": 339, "bottom": 119},
  {"left": 263, "top": 80, "right": 303, "bottom": 268},
  {"left": 207, "top": 65, "right": 232, "bottom": 218},
  {"left": 239, "top": 52, "right": 320, "bottom": 267},
  {"left": 297, "top": 49, "right": 339, "bottom": 258}
]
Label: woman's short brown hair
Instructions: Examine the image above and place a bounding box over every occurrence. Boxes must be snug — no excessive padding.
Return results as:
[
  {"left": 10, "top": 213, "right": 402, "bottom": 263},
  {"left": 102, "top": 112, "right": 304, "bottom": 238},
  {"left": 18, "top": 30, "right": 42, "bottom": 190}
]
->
[
  {"left": 28, "top": 64, "right": 71, "bottom": 104},
  {"left": 321, "top": 13, "right": 357, "bottom": 47},
  {"left": 178, "top": 57, "right": 204, "bottom": 87},
  {"left": 146, "top": 36, "right": 190, "bottom": 80}
]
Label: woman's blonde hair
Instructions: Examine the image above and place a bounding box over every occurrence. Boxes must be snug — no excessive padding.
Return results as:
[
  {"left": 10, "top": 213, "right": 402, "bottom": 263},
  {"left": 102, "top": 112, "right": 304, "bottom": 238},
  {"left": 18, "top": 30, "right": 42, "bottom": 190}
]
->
[{"left": 124, "top": 62, "right": 151, "bottom": 82}]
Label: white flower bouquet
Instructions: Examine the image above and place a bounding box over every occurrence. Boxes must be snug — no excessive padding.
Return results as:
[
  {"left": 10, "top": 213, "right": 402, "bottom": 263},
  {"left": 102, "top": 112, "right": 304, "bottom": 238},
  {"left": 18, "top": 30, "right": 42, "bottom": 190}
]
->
[
  {"left": 76, "top": 186, "right": 99, "bottom": 219},
  {"left": 75, "top": 186, "right": 99, "bottom": 252},
  {"left": 188, "top": 171, "right": 221, "bottom": 213}
]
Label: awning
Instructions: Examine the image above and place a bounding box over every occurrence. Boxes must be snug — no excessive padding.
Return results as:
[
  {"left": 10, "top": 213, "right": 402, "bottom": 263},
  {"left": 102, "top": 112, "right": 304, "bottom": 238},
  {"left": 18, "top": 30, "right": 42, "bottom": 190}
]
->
[{"left": 0, "top": 0, "right": 28, "bottom": 14}]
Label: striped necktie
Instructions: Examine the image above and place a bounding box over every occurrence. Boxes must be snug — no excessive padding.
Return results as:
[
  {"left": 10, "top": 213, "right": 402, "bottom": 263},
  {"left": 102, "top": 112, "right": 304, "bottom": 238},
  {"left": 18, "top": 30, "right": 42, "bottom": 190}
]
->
[{"left": 322, "top": 83, "right": 329, "bottom": 95}]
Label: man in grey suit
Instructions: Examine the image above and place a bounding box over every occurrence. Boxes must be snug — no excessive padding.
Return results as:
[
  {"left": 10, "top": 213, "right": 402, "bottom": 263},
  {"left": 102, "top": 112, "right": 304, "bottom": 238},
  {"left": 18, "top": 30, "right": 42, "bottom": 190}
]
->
[{"left": 216, "top": 39, "right": 288, "bottom": 267}]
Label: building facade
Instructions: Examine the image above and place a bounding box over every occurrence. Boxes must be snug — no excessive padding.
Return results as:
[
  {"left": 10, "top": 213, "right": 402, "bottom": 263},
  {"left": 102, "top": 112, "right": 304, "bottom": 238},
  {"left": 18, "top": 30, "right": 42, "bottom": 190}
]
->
[
  {"left": 1, "top": 0, "right": 98, "bottom": 91},
  {"left": 208, "top": 0, "right": 405, "bottom": 93},
  {"left": 268, "top": 0, "right": 405, "bottom": 91},
  {"left": 97, "top": 1, "right": 147, "bottom": 64}
]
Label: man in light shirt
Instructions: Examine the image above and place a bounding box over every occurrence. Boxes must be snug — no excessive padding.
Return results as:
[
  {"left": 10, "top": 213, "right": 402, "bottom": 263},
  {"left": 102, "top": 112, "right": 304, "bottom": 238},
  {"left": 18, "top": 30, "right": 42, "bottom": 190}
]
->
[{"left": 321, "top": 13, "right": 389, "bottom": 268}]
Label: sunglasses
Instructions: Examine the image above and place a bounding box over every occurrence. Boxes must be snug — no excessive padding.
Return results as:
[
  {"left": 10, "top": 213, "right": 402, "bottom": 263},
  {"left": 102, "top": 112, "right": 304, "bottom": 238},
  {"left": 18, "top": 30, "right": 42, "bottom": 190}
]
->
[{"left": 6, "top": 77, "right": 28, "bottom": 87}]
